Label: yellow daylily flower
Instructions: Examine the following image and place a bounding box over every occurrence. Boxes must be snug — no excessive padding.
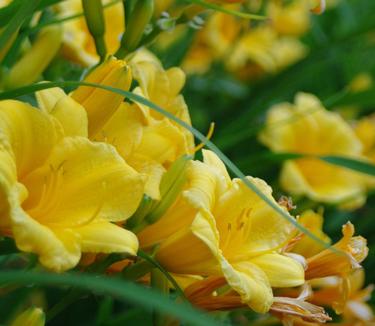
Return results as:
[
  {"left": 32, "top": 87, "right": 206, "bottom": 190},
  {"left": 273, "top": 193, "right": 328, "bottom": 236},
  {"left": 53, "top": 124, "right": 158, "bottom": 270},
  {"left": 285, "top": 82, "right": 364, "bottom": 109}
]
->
[
  {"left": 138, "top": 150, "right": 304, "bottom": 313},
  {"left": 10, "top": 307, "right": 45, "bottom": 326},
  {"left": 227, "top": 26, "right": 307, "bottom": 79},
  {"left": 182, "top": 10, "right": 243, "bottom": 74},
  {"left": 0, "top": 99, "right": 144, "bottom": 272},
  {"left": 57, "top": 0, "right": 124, "bottom": 66},
  {"left": 267, "top": 0, "right": 311, "bottom": 36},
  {"left": 97, "top": 51, "right": 194, "bottom": 199},
  {"left": 37, "top": 52, "right": 193, "bottom": 200},
  {"left": 259, "top": 92, "right": 367, "bottom": 208}
]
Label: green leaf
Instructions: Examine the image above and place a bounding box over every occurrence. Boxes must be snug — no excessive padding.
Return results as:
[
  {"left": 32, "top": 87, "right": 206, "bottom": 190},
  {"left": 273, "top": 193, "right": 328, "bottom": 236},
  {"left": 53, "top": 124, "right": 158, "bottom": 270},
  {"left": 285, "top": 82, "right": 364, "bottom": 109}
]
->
[
  {"left": 320, "top": 155, "right": 375, "bottom": 176},
  {"left": 0, "top": 270, "right": 219, "bottom": 326},
  {"left": 0, "top": 81, "right": 335, "bottom": 251},
  {"left": 0, "top": 0, "right": 40, "bottom": 55}
]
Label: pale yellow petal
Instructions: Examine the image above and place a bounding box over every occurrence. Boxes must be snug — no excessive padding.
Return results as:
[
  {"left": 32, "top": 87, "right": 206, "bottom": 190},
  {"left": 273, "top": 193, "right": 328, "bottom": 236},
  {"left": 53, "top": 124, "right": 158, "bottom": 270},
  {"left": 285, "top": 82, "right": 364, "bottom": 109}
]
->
[
  {"left": 36, "top": 87, "right": 66, "bottom": 113},
  {"left": 249, "top": 253, "right": 305, "bottom": 288},
  {"left": 0, "top": 147, "right": 17, "bottom": 228},
  {"left": 202, "top": 149, "right": 231, "bottom": 192},
  {"left": 127, "top": 154, "right": 165, "bottom": 200},
  {"left": 22, "top": 137, "right": 144, "bottom": 226},
  {"left": 228, "top": 261, "right": 273, "bottom": 313},
  {"left": 75, "top": 220, "right": 138, "bottom": 256},
  {"left": 50, "top": 95, "right": 88, "bottom": 137},
  {"left": 0, "top": 100, "right": 63, "bottom": 178},
  {"left": 10, "top": 197, "right": 81, "bottom": 272},
  {"left": 216, "top": 177, "right": 295, "bottom": 257},
  {"left": 98, "top": 103, "right": 144, "bottom": 158}
]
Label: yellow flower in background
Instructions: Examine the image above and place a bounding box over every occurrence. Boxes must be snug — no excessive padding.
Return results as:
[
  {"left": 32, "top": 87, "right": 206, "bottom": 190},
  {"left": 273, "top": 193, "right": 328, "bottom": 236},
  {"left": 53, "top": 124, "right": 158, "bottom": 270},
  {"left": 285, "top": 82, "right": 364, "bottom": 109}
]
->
[
  {"left": 292, "top": 210, "right": 331, "bottom": 258},
  {"left": 10, "top": 307, "right": 45, "bottom": 326},
  {"left": 139, "top": 150, "right": 304, "bottom": 313},
  {"left": 354, "top": 114, "right": 375, "bottom": 188},
  {"left": 0, "top": 99, "right": 144, "bottom": 272},
  {"left": 267, "top": 0, "right": 311, "bottom": 36},
  {"left": 226, "top": 26, "right": 307, "bottom": 79},
  {"left": 4, "top": 25, "right": 62, "bottom": 89},
  {"left": 57, "top": 0, "right": 124, "bottom": 66},
  {"left": 259, "top": 92, "right": 366, "bottom": 208},
  {"left": 183, "top": 10, "right": 243, "bottom": 74}
]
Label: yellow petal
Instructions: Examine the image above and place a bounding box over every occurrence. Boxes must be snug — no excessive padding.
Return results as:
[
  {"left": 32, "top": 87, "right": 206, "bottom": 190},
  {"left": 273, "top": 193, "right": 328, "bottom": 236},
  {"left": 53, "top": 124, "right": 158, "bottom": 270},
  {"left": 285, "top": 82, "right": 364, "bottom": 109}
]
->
[
  {"left": 216, "top": 177, "right": 295, "bottom": 257},
  {"left": 202, "top": 149, "right": 231, "bottom": 192},
  {"left": 229, "top": 261, "right": 273, "bottom": 313},
  {"left": 75, "top": 220, "right": 138, "bottom": 256},
  {"left": 281, "top": 159, "right": 366, "bottom": 205},
  {"left": 0, "top": 148, "right": 17, "bottom": 229},
  {"left": 36, "top": 87, "right": 88, "bottom": 137},
  {"left": 98, "top": 103, "right": 144, "bottom": 158},
  {"left": 10, "top": 198, "right": 81, "bottom": 272},
  {"left": 22, "top": 137, "right": 144, "bottom": 226},
  {"left": 156, "top": 214, "right": 220, "bottom": 275},
  {"left": 36, "top": 87, "right": 66, "bottom": 113},
  {"left": 0, "top": 100, "right": 63, "bottom": 178},
  {"left": 249, "top": 253, "right": 305, "bottom": 288},
  {"left": 50, "top": 94, "right": 88, "bottom": 137},
  {"left": 127, "top": 154, "right": 165, "bottom": 200}
]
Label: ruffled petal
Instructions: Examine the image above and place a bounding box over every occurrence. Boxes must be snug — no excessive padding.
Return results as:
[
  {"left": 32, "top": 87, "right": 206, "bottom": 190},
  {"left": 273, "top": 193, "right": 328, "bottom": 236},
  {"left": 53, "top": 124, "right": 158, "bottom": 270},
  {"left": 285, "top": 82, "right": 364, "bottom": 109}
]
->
[
  {"left": 10, "top": 196, "right": 81, "bottom": 272},
  {"left": 0, "top": 100, "right": 63, "bottom": 178},
  {"left": 22, "top": 137, "right": 144, "bottom": 226}
]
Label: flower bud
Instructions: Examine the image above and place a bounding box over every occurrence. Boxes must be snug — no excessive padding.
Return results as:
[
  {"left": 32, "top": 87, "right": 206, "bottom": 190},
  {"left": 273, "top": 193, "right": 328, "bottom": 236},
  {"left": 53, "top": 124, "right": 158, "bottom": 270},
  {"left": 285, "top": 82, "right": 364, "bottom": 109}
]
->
[
  {"left": 5, "top": 25, "right": 62, "bottom": 89},
  {"left": 116, "top": 0, "right": 154, "bottom": 57},
  {"left": 71, "top": 56, "right": 132, "bottom": 137},
  {"left": 81, "top": 0, "right": 106, "bottom": 61}
]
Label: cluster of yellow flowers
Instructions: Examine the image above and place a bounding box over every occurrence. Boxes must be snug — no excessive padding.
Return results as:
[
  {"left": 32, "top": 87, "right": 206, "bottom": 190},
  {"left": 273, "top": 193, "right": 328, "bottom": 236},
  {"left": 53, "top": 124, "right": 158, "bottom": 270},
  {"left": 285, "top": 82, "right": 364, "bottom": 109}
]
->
[{"left": 0, "top": 0, "right": 373, "bottom": 325}]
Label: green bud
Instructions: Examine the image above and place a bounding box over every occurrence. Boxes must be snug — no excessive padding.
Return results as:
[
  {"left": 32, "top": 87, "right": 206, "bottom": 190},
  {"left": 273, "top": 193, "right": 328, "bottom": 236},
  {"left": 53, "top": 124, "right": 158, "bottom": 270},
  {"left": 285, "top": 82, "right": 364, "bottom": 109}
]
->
[
  {"left": 81, "top": 0, "right": 107, "bottom": 61},
  {"left": 116, "top": 0, "right": 154, "bottom": 58},
  {"left": 144, "top": 155, "right": 192, "bottom": 226}
]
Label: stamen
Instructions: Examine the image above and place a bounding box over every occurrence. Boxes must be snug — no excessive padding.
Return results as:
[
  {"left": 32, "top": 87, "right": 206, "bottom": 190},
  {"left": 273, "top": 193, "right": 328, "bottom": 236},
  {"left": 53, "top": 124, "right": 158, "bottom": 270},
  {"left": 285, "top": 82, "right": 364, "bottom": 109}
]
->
[{"left": 194, "top": 122, "right": 215, "bottom": 153}]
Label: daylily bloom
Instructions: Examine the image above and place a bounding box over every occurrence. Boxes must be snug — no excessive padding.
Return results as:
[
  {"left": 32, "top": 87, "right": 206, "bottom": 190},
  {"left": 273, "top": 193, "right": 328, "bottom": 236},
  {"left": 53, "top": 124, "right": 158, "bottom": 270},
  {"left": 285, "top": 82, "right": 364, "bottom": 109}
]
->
[
  {"left": 57, "top": 0, "right": 124, "bottom": 66},
  {"left": 38, "top": 52, "right": 194, "bottom": 200},
  {"left": 138, "top": 150, "right": 305, "bottom": 313},
  {"left": 0, "top": 99, "right": 144, "bottom": 272},
  {"left": 267, "top": 0, "right": 311, "bottom": 36},
  {"left": 226, "top": 26, "right": 307, "bottom": 79},
  {"left": 259, "top": 92, "right": 367, "bottom": 209}
]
